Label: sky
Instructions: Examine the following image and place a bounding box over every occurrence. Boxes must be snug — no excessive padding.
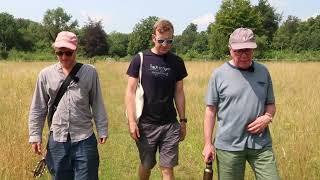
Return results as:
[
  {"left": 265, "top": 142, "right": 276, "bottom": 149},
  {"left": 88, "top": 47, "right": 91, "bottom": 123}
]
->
[{"left": 0, "top": 0, "right": 319, "bottom": 35}]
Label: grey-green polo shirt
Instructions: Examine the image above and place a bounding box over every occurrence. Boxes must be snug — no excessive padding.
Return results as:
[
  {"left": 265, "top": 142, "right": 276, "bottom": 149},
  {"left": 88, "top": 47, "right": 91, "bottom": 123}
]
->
[{"left": 205, "top": 61, "right": 275, "bottom": 151}]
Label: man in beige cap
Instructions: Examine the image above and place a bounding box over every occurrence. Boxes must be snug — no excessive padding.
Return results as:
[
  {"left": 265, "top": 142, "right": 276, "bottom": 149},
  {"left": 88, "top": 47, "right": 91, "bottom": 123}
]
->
[
  {"left": 202, "top": 28, "right": 279, "bottom": 180},
  {"left": 29, "top": 31, "right": 108, "bottom": 179}
]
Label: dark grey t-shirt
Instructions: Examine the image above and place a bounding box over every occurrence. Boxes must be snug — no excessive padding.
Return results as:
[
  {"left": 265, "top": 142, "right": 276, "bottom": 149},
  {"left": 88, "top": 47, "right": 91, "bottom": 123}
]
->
[{"left": 206, "top": 61, "right": 275, "bottom": 151}]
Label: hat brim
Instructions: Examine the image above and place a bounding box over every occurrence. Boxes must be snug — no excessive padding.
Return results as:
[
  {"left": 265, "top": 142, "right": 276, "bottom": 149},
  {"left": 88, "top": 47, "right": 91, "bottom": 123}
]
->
[
  {"left": 230, "top": 42, "right": 257, "bottom": 50},
  {"left": 53, "top": 42, "right": 77, "bottom": 50}
]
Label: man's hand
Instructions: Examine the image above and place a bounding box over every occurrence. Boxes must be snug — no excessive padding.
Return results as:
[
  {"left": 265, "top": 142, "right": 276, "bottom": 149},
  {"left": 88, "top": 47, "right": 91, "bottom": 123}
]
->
[
  {"left": 128, "top": 121, "right": 140, "bottom": 141},
  {"left": 247, "top": 114, "right": 272, "bottom": 134},
  {"left": 202, "top": 143, "right": 215, "bottom": 163},
  {"left": 99, "top": 137, "right": 107, "bottom": 144},
  {"left": 179, "top": 122, "right": 186, "bottom": 141},
  {"left": 31, "top": 142, "right": 42, "bottom": 155}
]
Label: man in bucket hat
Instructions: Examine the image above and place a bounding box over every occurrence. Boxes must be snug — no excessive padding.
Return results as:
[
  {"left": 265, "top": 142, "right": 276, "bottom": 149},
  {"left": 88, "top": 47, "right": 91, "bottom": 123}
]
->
[
  {"left": 202, "top": 28, "right": 280, "bottom": 180},
  {"left": 29, "top": 31, "right": 108, "bottom": 179}
]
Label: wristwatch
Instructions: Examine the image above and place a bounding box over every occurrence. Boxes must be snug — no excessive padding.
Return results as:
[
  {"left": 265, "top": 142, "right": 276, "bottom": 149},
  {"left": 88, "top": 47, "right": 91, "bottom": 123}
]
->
[{"left": 180, "top": 118, "right": 187, "bottom": 123}]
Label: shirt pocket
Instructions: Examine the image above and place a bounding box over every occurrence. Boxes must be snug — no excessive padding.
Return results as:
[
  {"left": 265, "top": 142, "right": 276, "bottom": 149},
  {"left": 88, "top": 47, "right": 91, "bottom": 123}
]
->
[
  {"left": 252, "top": 81, "right": 267, "bottom": 100},
  {"left": 69, "top": 82, "right": 90, "bottom": 107}
]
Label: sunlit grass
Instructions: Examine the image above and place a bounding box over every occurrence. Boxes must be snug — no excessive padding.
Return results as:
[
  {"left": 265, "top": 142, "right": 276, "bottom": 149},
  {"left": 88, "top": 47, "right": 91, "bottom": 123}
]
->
[{"left": 0, "top": 60, "right": 319, "bottom": 179}]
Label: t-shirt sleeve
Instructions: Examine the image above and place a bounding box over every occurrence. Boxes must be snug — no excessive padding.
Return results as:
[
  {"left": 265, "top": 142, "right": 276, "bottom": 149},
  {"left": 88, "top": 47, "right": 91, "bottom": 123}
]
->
[
  {"left": 266, "top": 70, "right": 275, "bottom": 104},
  {"left": 205, "top": 71, "right": 219, "bottom": 106},
  {"left": 175, "top": 56, "right": 188, "bottom": 81},
  {"left": 126, "top": 54, "right": 141, "bottom": 78}
]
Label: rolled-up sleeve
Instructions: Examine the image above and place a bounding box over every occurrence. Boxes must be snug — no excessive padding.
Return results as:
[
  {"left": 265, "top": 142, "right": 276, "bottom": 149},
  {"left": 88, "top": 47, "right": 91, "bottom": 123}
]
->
[
  {"left": 28, "top": 72, "right": 49, "bottom": 143},
  {"left": 89, "top": 68, "right": 108, "bottom": 139}
]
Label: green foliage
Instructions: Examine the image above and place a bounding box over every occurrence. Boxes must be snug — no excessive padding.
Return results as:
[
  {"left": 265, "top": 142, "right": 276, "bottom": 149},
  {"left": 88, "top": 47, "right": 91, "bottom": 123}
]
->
[
  {"left": 0, "top": 13, "right": 19, "bottom": 51},
  {"left": 215, "top": 0, "right": 262, "bottom": 34},
  {"left": 42, "top": 7, "right": 78, "bottom": 42},
  {"left": 254, "top": 35, "right": 269, "bottom": 58},
  {"left": 272, "top": 16, "right": 300, "bottom": 50},
  {"left": 207, "top": 0, "right": 263, "bottom": 59},
  {"left": 175, "top": 23, "right": 198, "bottom": 54},
  {"left": 207, "top": 24, "right": 229, "bottom": 59},
  {"left": 1, "top": 2, "right": 320, "bottom": 61},
  {"left": 15, "top": 18, "right": 47, "bottom": 51},
  {"left": 192, "top": 31, "right": 209, "bottom": 53},
  {"left": 127, "top": 16, "right": 159, "bottom": 55},
  {"left": 0, "top": 50, "right": 8, "bottom": 60},
  {"left": 291, "top": 15, "right": 320, "bottom": 51},
  {"left": 108, "top": 31, "right": 129, "bottom": 57},
  {"left": 6, "top": 49, "right": 55, "bottom": 61},
  {"left": 79, "top": 18, "right": 109, "bottom": 57},
  {"left": 254, "top": 0, "right": 281, "bottom": 42}
]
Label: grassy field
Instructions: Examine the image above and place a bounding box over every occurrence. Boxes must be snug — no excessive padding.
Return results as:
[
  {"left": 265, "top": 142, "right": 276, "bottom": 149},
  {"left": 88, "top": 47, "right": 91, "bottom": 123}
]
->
[{"left": 0, "top": 60, "right": 319, "bottom": 180}]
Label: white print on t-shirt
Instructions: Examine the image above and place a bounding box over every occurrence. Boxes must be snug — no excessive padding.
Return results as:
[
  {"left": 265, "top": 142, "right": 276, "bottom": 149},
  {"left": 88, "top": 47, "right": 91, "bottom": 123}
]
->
[{"left": 149, "top": 64, "right": 171, "bottom": 77}]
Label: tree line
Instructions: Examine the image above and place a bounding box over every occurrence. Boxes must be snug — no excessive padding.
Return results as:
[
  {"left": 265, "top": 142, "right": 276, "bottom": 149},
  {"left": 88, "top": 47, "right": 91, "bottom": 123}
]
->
[{"left": 0, "top": 0, "right": 320, "bottom": 61}]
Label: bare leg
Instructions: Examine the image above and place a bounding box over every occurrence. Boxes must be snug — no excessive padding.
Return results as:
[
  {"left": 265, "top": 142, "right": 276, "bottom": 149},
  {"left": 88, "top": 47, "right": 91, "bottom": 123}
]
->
[
  {"left": 160, "top": 166, "right": 174, "bottom": 180},
  {"left": 139, "top": 164, "right": 151, "bottom": 180}
]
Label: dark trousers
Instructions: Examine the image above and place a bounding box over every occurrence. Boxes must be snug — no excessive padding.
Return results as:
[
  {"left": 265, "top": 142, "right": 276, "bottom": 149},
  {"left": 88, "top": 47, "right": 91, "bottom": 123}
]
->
[{"left": 45, "top": 133, "right": 99, "bottom": 180}]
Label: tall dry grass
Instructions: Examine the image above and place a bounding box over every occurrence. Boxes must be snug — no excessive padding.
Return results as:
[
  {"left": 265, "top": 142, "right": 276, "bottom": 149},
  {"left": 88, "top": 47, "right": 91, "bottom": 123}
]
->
[{"left": 0, "top": 60, "right": 319, "bottom": 179}]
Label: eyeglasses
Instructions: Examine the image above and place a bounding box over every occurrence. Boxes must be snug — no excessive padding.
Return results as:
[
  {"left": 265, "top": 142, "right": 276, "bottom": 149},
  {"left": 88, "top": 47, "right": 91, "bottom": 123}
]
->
[
  {"left": 156, "top": 38, "right": 173, "bottom": 45},
  {"left": 232, "top": 49, "right": 253, "bottom": 56},
  {"left": 55, "top": 51, "right": 74, "bottom": 57}
]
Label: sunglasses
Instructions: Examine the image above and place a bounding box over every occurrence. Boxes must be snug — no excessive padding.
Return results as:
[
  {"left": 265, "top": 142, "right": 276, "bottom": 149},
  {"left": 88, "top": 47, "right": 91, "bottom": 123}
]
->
[
  {"left": 156, "top": 38, "right": 173, "bottom": 45},
  {"left": 55, "top": 51, "right": 74, "bottom": 57}
]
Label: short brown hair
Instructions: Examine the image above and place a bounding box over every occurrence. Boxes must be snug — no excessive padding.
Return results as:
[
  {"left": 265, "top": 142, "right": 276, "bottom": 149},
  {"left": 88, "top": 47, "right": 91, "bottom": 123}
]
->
[{"left": 153, "top": 19, "right": 174, "bottom": 34}]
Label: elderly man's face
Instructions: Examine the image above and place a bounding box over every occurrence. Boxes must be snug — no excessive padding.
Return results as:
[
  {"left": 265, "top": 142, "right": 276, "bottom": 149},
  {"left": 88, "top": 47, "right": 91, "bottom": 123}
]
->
[
  {"left": 55, "top": 47, "right": 76, "bottom": 68},
  {"left": 230, "top": 48, "right": 254, "bottom": 69}
]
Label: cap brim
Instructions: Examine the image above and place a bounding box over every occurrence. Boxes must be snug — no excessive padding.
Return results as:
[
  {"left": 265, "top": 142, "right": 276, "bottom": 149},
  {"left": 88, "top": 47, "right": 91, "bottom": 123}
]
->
[
  {"left": 230, "top": 42, "right": 257, "bottom": 50},
  {"left": 53, "top": 42, "right": 77, "bottom": 50}
]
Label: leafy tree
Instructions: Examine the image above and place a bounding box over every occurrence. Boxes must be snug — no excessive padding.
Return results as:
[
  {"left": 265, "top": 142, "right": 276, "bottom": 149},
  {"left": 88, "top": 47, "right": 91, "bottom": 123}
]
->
[
  {"left": 192, "top": 31, "right": 209, "bottom": 54},
  {"left": 0, "top": 13, "right": 19, "bottom": 51},
  {"left": 207, "top": 0, "right": 262, "bottom": 58},
  {"left": 207, "top": 24, "right": 229, "bottom": 59},
  {"left": 127, "top": 16, "right": 159, "bottom": 55},
  {"left": 254, "top": 0, "right": 281, "bottom": 43},
  {"left": 272, "top": 16, "right": 300, "bottom": 50},
  {"left": 291, "top": 15, "right": 320, "bottom": 51},
  {"left": 215, "top": 0, "right": 262, "bottom": 34},
  {"left": 42, "top": 7, "right": 78, "bottom": 42},
  {"left": 108, "top": 31, "right": 129, "bottom": 58},
  {"left": 15, "top": 18, "right": 46, "bottom": 51},
  {"left": 175, "top": 23, "right": 198, "bottom": 54},
  {"left": 79, "top": 18, "right": 109, "bottom": 57}
]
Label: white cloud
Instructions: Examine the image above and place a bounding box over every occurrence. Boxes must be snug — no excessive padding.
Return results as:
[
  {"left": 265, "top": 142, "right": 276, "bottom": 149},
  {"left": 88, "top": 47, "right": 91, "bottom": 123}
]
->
[{"left": 191, "top": 13, "right": 215, "bottom": 26}]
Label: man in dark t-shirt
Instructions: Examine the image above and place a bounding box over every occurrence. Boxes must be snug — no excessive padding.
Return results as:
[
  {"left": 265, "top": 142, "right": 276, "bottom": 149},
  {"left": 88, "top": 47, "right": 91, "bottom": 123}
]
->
[{"left": 125, "top": 19, "right": 188, "bottom": 180}]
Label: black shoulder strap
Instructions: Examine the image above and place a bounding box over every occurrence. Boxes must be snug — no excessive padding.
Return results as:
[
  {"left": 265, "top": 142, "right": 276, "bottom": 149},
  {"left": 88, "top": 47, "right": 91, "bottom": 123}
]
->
[{"left": 47, "top": 63, "right": 83, "bottom": 128}]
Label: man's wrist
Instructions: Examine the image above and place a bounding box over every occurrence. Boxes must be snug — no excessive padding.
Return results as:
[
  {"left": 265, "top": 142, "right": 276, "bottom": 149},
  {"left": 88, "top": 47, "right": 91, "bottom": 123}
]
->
[{"left": 264, "top": 113, "right": 273, "bottom": 123}]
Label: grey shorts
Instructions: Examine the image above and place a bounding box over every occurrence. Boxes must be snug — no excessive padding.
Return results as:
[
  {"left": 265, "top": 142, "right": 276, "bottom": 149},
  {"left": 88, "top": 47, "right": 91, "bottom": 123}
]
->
[{"left": 136, "top": 121, "right": 180, "bottom": 169}]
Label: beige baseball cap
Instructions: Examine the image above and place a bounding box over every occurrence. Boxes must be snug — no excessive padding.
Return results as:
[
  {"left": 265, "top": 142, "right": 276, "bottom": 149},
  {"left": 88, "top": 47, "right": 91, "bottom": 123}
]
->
[{"left": 229, "top": 28, "right": 257, "bottom": 50}]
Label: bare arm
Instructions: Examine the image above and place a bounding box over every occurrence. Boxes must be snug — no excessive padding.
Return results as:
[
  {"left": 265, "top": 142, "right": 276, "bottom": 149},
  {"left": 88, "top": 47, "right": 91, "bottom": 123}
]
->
[
  {"left": 125, "top": 76, "right": 140, "bottom": 140},
  {"left": 203, "top": 105, "right": 217, "bottom": 163},
  {"left": 174, "top": 80, "right": 186, "bottom": 141}
]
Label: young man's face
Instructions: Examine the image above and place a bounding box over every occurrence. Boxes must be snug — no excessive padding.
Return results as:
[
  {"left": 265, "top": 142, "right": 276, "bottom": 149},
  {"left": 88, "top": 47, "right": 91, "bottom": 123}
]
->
[
  {"left": 55, "top": 47, "right": 76, "bottom": 68},
  {"left": 152, "top": 30, "right": 174, "bottom": 55},
  {"left": 230, "top": 48, "right": 254, "bottom": 69}
]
